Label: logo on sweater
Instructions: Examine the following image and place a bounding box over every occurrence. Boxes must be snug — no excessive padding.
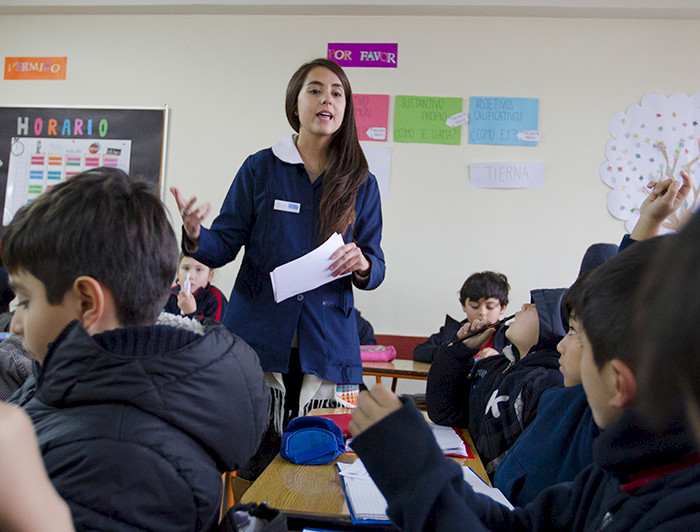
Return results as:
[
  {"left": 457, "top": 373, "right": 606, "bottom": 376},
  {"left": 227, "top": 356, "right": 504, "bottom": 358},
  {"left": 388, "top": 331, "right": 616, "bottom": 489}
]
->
[{"left": 485, "top": 389, "right": 509, "bottom": 418}]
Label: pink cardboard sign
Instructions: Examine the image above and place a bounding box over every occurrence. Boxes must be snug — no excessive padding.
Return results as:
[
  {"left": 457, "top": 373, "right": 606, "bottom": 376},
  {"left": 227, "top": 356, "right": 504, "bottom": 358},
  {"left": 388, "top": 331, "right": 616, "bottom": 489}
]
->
[
  {"left": 327, "top": 43, "right": 398, "bottom": 68},
  {"left": 354, "top": 94, "right": 389, "bottom": 142}
]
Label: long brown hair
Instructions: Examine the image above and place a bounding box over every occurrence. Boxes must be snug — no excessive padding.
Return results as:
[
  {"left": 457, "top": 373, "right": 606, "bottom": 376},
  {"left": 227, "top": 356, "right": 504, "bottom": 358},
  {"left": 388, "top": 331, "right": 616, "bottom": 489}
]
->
[{"left": 285, "top": 58, "right": 369, "bottom": 240}]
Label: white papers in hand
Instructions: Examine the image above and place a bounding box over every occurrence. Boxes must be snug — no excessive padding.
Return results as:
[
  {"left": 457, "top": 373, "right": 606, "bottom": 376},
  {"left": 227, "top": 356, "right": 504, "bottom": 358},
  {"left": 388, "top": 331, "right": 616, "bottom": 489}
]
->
[{"left": 269, "top": 232, "right": 350, "bottom": 303}]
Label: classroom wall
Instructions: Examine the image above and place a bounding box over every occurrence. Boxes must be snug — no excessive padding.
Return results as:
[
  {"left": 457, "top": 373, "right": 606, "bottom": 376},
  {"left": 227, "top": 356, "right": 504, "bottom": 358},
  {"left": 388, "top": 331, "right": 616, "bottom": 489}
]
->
[{"left": 1, "top": 13, "right": 699, "bottom": 337}]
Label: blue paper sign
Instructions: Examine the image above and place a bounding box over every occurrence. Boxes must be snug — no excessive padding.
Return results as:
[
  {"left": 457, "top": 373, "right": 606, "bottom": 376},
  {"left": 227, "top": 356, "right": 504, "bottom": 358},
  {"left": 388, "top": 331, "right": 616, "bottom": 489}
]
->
[{"left": 468, "top": 97, "right": 539, "bottom": 146}]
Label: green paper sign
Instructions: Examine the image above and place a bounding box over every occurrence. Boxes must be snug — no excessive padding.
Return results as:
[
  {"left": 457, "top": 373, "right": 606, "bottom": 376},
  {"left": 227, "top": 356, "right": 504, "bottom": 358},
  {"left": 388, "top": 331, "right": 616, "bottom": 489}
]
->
[{"left": 394, "top": 95, "right": 463, "bottom": 145}]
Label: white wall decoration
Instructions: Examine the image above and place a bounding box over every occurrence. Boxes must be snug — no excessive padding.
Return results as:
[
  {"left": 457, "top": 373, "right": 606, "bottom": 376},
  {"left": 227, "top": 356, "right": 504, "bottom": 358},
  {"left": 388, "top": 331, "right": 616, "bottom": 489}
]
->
[{"left": 600, "top": 93, "right": 700, "bottom": 233}]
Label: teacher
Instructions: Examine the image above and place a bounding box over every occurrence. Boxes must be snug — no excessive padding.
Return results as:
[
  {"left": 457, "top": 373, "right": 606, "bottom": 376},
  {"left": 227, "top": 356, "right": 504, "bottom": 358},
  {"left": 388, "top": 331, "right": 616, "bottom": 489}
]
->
[{"left": 171, "top": 58, "right": 385, "bottom": 436}]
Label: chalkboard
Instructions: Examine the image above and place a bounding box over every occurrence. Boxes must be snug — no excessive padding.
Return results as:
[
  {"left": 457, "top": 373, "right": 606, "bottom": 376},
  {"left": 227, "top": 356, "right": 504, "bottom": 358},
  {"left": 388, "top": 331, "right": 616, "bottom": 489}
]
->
[{"left": 0, "top": 105, "right": 167, "bottom": 229}]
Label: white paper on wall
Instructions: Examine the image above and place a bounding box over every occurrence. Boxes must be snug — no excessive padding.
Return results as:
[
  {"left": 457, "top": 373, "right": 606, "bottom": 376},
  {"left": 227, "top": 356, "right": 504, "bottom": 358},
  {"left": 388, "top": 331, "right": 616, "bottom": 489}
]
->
[{"left": 600, "top": 92, "right": 700, "bottom": 233}]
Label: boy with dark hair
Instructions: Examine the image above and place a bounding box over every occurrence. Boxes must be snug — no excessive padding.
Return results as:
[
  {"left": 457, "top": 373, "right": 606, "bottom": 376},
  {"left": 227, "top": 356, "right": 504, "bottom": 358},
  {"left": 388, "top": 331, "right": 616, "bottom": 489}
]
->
[
  {"left": 492, "top": 274, "right": 601, "bottom": 505},
  {"left": 349, "top": 237, "right": 700, "bottom": 531},
  {"left": 413, "top": 271, "right": 510, "bottom": 363},
  {"left": 635, "top": 211, "right": 700, "bottom": 444},
  {"left": 426, "top": 287, "right": 565, "bottom": 474},
  {"left": 4, "top": 168, "right": 270, "bottom": 531}
]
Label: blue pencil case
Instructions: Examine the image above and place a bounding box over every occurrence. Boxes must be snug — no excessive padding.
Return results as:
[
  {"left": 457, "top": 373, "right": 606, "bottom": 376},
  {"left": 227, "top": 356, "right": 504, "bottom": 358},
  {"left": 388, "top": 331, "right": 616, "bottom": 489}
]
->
[{"left": 280, "top": 416, "right": 345, "bottom": 465}]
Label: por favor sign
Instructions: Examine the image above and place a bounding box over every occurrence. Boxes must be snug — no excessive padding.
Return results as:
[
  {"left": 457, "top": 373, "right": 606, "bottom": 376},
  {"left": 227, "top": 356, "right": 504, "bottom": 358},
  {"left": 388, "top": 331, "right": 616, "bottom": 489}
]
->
[{"left": 327, "top": 43, "right": 397, "bottom": 68}]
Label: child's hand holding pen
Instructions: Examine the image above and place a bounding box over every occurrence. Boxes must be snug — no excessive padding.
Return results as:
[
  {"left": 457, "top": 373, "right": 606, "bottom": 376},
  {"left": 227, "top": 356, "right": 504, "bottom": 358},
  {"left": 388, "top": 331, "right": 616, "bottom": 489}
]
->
[
  {"left": 177, "top": 273, "right": 197, "bottom": 315},
  {"left": 454, "top": 318, "right": 497, "bottom": 349},
  {"left": 448, "top": 313, "right": 515, "bottom": 349}
]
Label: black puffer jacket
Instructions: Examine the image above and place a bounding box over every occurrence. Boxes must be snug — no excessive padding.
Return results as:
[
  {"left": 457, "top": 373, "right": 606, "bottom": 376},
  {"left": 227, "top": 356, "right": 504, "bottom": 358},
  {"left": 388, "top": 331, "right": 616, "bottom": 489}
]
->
[
  {"left": 427, "top": 288, "right": 566, "bottom": 473},
  {"left": 13, "top": 316, "right": 269, "bottom": 531}
]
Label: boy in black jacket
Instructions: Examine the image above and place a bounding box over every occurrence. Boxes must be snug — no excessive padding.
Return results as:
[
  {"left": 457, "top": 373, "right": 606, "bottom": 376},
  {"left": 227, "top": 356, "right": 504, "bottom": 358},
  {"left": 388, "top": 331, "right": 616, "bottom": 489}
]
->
[
  {"left": 349, "top": 235, "right": 699, "bottom": 532},
  {"left": 4, "top": 168, "right": 270, "bottom": 531},
  {"left": 413, "top": 271, "right": 510, "bottom": 363},
  {"left": 426, "top": 287, "right": 565, "bottom": 473}
]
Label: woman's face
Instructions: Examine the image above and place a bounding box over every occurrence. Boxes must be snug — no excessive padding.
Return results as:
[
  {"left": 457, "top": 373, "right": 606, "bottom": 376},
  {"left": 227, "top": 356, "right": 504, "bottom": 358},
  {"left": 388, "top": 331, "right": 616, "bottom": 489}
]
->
[{"left": 296, "top": 66, "right": 346, "bottom": 141}]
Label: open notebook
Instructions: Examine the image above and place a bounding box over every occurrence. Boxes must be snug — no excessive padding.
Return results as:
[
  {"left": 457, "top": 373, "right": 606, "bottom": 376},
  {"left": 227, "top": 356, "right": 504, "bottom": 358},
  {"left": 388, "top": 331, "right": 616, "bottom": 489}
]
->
[{"left": 338, "top": 460, "right": 513, "bottom": 524}]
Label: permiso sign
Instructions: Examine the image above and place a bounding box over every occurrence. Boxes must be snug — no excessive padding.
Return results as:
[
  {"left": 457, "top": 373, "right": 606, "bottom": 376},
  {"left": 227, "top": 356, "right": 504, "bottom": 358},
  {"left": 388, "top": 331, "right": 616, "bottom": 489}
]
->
[{"left": 5, "top": 57, "right": 67, "bottom": 80}]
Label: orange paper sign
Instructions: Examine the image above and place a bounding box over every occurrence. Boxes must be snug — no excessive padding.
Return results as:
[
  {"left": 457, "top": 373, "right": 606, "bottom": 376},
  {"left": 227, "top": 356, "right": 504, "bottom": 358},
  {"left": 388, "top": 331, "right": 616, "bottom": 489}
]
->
[{"left": 5, "top": 57, "right": 67, "bottom": 80}]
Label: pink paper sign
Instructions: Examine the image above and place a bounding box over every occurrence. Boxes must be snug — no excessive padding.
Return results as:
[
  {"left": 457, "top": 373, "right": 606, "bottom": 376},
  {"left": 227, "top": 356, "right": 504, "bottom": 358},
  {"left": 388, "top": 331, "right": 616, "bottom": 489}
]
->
[
  {"left": 327, "top": 43, "right": 398, "bottom": 68},
  {"left": 354, "top": 94, "right": 389, "bottom": 142}
]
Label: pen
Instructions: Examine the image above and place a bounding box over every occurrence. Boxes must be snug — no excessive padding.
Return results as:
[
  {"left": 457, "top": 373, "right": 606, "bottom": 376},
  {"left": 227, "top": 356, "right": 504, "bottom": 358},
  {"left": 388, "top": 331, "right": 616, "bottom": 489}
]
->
[{"left": 447, "top": 313, "right": 516, "bottom": 347}]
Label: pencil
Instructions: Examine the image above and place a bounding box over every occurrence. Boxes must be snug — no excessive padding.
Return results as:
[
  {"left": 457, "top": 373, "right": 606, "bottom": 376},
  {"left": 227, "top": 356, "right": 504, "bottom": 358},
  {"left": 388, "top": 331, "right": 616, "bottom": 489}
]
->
[{"left": 447, "top": 313, "right": 516, "bottom": 347}]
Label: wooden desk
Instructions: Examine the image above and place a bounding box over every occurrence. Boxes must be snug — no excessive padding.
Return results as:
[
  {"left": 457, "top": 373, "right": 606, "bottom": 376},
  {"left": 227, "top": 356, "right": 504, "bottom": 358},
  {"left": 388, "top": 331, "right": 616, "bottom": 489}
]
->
[
  {"left": 241, "top": 411, "right": 489, "bottom": 522},
  {"left": 362, "top": 359, "right": 431, "bottom": 392}
]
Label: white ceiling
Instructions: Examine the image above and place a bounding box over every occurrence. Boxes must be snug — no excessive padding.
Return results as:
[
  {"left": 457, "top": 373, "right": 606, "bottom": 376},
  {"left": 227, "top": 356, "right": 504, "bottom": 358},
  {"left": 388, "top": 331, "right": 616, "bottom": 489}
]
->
[{"left": 1, "top": 0, "right": 700, "bottom": 19}]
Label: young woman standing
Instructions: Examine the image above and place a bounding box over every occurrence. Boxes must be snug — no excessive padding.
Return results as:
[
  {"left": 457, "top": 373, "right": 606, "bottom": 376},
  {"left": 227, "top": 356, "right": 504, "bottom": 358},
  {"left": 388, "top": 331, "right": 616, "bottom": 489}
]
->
[{"left": 171, "top": 58, "right": 385, "bottom": 471}]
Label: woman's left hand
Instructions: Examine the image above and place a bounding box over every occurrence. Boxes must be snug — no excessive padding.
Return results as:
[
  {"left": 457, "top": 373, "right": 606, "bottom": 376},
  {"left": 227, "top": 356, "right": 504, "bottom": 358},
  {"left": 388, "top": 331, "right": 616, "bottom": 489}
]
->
[{"left": 329, "top": 242, "right": 370, "bottom": 277}]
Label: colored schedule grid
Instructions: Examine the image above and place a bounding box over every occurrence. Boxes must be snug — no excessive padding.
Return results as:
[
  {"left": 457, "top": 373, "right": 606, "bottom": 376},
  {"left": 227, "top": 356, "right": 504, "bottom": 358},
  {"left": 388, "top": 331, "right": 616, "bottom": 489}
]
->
[
  {"left": 48, "top": 154, "right": 63, "bottom": 180},
  {"left": 65, "top": 155, "right": 82, "bottom": 178},
  {"left": 4, "top": 138, "right": 132, "bottom": 225},
  {"left": 102, "top": 156, "right": 119, "bottom": 168},
  {"left": 29, "top": 153, "right": 45, "bottom": 181}
]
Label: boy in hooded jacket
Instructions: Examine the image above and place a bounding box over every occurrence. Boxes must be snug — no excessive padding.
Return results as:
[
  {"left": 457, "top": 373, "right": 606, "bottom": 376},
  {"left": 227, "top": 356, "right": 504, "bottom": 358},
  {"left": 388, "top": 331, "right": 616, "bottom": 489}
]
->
[
  {"left": 426, "top": 287, "right": 566, "bottom": 474},
  {"left": 4, "top": 168, "right": 270, "bottom": 531}
]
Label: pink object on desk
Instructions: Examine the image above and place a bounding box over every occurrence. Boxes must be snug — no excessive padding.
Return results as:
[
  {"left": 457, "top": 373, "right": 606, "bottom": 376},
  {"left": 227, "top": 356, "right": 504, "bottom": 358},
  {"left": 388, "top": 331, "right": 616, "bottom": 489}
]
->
[
  {"left": 360, "top": 345, "right": 397, "bottom": 362},
  {"left": 314, "top": 413, "right": 352, "bottom": 438}
]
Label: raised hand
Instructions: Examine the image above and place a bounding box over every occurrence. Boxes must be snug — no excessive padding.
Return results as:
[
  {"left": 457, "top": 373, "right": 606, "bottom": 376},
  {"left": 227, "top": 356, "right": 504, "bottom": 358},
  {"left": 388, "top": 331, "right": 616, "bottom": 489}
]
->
[
  {"left": 170, "top": 187, "right": 212, "bottom": 240},
  {"left": 349, "top": 384, "right": 403, "bottom": 438}
]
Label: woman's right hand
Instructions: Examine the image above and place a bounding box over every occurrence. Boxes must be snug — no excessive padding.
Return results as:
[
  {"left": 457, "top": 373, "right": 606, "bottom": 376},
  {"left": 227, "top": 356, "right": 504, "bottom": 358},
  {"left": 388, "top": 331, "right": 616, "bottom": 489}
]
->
[{"left": 170, "top": 187, "right": 212, "bottom": 240}]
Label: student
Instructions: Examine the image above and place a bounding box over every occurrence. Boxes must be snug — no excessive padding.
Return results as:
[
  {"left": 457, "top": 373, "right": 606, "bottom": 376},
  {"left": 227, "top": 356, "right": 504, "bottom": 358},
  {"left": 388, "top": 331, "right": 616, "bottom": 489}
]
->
[
  {"left": 576, "top": 243, "right": 618, "bottom": 277},
  {"left": 618, "top": 169, "right": 695, "bottom": 438},
  {"left": 171, "top": 58, "right": 384, "bottom": 457},
  {"left": 3, "top": 168, "right": 270, "bottom": 531},
  {"left": 349, "top": 236, "right": 699, "bottom": 532},
  {"left": 0, "top": 402, "right": 73, "bottom": 532},
  {"left": 164, "top": 254, "right": 228, "bottom": 322},
  {"left": 355, "top": 308, "right": 377, "bottom": 345},
  {"left": 635, "top": 213, "right": 700, "bottom": 444},
  {"left": 0, "top": 266, "right": 15, "bottom": 313},
  {"left": 413, "top": 271, "right": 510, "bottom": 363},
  {"left": 0, "top": 266, "right": 15, "bottom": 331},
  {"left": 426, "top": 287, "right": 565, "bottom": 474},
  {"left": 492, "top": 274, "right": 600, "bottom": 505}
]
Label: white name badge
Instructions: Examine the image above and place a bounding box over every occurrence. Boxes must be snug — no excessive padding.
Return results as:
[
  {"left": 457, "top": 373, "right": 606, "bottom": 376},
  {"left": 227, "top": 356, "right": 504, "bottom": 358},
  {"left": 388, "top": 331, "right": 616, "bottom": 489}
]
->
[{"left": 273, "top": 199, "right": 301, "bottom": 213}]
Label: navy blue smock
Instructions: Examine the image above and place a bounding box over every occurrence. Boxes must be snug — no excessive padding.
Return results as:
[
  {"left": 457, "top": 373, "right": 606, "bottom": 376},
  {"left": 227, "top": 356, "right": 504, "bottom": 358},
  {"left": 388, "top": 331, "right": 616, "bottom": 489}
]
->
[{"left": 188, "top": 135, "right": 385, "bottom": 384}]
